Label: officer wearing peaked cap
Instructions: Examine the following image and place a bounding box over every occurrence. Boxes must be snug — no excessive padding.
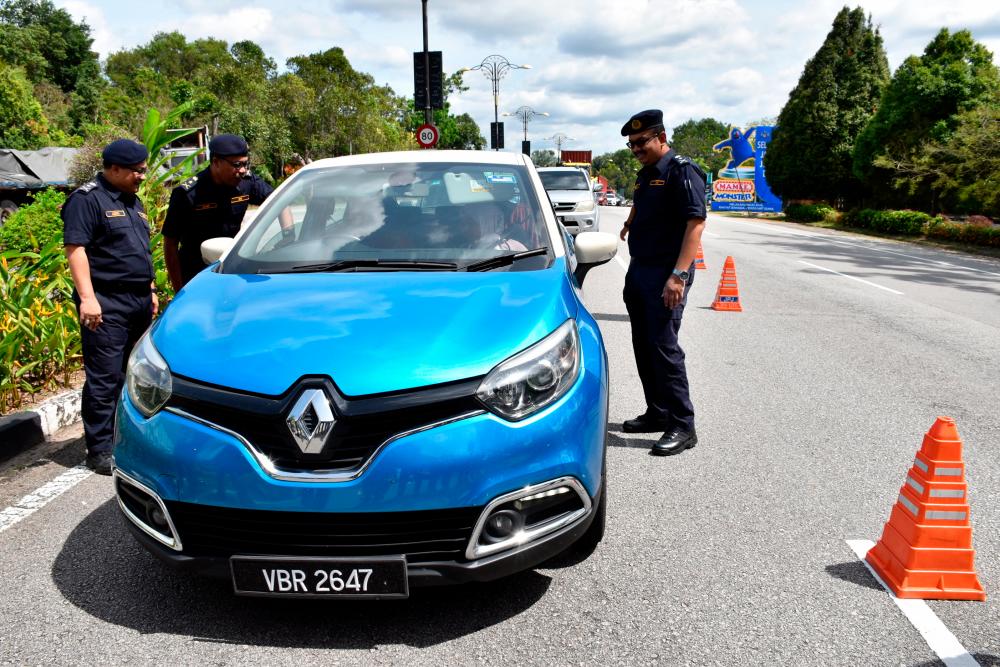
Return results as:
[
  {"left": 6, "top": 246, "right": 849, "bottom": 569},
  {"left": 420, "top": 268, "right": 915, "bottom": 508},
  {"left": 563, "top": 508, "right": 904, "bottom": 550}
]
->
[
  {"left": 63, "top": 138, "right": 158, "bottom": 475},
  {"left": 618, "top": 109, "right": 707, "bottom": 457},
  {"left": 162, "top": 134, "right": 287, "bottom": 290}
]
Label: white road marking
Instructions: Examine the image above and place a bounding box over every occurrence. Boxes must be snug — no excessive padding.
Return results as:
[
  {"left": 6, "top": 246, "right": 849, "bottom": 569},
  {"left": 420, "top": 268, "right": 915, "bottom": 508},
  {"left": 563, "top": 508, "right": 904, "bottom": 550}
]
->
[
  {"left": 846, "top": 540, "right": 980, "bottom": 667},
  {"left": 726, "top": 220, "right": 1000, "bottom": 277},
  {"left": 0, "top": 465, "right": 93, "bottom": 534},
  {"left": 798, "top": 260, "right": 904, "bottom": 295}
]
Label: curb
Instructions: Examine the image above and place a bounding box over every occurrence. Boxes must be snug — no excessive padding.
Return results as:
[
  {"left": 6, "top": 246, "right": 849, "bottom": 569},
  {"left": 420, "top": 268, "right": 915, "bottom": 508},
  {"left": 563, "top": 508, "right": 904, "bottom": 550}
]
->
[{"left": 0, "top": 389, "right": 82, "bottom": 464}]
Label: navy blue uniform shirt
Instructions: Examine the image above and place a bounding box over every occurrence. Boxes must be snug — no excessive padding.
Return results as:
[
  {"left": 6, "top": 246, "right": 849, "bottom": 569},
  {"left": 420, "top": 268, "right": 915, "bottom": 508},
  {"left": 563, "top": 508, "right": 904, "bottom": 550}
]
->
[
  {"left": 61, "top": 174, "right": 154, "bottom": 285},
  {"left": 162, "top": 168, "right": 273, "bottom": 281},
  {"left": 628, "top": 149, "right": 707, "bottom": 265}
]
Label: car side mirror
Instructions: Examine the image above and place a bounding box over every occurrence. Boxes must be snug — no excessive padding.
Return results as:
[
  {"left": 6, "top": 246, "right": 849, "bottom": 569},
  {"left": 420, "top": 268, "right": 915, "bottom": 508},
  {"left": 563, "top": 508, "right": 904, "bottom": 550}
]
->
[
  {"left": 201, "top": 237, "right": 236, "bottom": 265},
  {"left": 572, "top": 231, "right": 618, "bottom": 286}
]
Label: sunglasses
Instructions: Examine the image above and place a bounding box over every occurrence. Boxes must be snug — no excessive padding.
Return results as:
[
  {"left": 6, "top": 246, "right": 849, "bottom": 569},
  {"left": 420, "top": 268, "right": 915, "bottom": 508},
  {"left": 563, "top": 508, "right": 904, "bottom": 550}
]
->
[{"left": 626, "top": 132, "right": 661, "bottom": 150}]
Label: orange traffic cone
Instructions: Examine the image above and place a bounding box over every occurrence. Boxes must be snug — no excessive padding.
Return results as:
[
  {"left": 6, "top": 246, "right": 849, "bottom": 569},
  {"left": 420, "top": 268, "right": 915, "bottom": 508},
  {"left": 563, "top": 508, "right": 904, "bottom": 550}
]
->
[
  {"left": 710, "top": 256, "right": 742, "bottom": 311},
  {"left": 694, "top": 243, "right": 707, "bottom": 270},
  {"left": 866, "top": 417, "right": 986, "bottom": 600}
]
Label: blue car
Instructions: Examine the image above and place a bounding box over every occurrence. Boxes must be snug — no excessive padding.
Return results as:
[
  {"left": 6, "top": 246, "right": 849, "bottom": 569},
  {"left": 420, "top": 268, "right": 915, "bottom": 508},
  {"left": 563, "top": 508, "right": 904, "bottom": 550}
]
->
[{"left": 114, "top": 151, "right": 618, "bottom": 598}]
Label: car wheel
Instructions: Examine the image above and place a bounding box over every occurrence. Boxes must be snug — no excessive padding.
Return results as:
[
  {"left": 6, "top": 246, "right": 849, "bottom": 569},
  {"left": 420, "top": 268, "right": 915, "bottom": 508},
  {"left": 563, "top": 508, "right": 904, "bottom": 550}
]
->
[{"left": 0, "top": 200, "right": 17, "bottom": 228}]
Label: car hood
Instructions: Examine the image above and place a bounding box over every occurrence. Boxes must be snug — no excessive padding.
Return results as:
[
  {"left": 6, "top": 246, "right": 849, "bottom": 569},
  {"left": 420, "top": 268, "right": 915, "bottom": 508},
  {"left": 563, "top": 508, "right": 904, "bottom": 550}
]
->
[
  {"left": 544, "top": 189, "right": 593, "bottom": 204},
  {"left": 153, "top": 261, "right": 578, "bottom": 396}
]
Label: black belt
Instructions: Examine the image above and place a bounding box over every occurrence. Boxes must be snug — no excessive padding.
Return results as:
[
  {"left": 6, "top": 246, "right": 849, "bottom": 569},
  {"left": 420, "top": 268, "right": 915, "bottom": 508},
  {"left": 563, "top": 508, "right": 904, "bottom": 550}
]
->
[{"left": 91, "top": 279, "right": 152, "bottom": 295}]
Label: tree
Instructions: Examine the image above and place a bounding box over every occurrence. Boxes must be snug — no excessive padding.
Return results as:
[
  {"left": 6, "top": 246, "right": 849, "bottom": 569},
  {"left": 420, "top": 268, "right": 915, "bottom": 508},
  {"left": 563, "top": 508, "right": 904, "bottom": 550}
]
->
[
  {"left": 0, "top": 0, "right": 103, "bottom": 133},
  {"left": 852, "top": 28, "right": 1000, "bottom": 210},
  {"left": 593, "top": 148, "right": 641, "bottom": 196},
  {"left": 670, "top": 118, "right": 729, "bottom": 174},
  {"left": 287, "top": 47, "right": 413, "bottom": 159},
  {"left": 531, "top": 149, "right": 557, "bottom": 166},
  {"left": 764, "top": 6, "right": 889, "bottom": 204},
  {"left": 874, "top": 103, "right": 1000, "bottom": 217},
  {"left": 0, "top": 62, "right": 52, "bottom": 148}
]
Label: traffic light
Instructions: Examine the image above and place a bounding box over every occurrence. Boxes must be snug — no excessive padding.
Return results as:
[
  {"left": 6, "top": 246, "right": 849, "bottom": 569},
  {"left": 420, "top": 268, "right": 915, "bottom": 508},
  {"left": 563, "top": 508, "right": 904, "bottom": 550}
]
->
[
  {"left": 522, "top": 140, "right": 530, "bottom": 156},
  {"left": 491, "top": 122, "right": 505, "bottom": 150},
  {"left": 413, "top": 51, "right": 443, "bottom": 110}
]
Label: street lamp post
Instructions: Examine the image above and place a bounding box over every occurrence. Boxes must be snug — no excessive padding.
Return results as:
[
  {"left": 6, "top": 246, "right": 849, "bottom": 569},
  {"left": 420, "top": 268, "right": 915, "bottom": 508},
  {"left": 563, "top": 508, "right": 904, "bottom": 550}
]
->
[
  {"left": 462, "top": 55, "right": 531, "bottom": 149},
  {"left": 546, "top": 132, "right": 575, "bottom": 164},
  {"left": 502, "top": 106, "right": 549, "bottom": 142}
]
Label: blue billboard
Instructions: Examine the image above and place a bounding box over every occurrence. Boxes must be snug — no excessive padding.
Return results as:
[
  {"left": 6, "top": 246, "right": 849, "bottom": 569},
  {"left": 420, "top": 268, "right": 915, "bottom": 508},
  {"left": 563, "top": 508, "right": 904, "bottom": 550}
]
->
[{"left": 710, "top": 125, "right": 782, "bottom": 213}]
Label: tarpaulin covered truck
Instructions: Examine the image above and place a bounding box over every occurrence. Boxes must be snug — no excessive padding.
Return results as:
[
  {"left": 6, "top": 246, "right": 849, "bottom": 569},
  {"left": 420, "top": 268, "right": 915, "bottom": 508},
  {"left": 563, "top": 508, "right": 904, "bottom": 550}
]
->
[{"left": 0, "top": 147, "right": 79, "bottom": 226}]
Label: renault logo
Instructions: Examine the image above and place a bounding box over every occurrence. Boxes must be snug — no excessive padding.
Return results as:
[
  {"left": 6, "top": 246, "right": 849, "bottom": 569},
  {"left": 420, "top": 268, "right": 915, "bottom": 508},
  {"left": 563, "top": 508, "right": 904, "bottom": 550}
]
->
[{"left": 286, "top": 389, "right": 336, "bottom": 454}]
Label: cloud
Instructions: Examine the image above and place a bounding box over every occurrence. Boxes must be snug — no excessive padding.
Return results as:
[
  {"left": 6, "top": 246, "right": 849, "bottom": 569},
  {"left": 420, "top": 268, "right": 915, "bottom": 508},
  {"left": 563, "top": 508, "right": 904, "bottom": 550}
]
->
[{"left": 58, "top": 0, "right": 117, "bottom": 56}]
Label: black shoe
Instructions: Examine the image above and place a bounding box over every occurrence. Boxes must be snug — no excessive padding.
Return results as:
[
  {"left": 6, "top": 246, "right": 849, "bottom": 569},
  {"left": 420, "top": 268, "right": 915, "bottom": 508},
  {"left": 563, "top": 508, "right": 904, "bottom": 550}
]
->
[
  {"left": 622, "top": 414, "right": 670, "bottom": 433},
  {"left": 85, "top": 451, "right": 113, "bottom": 476},
  {"left": 651, "top": 428, "right": 697, "bottom": 456}
]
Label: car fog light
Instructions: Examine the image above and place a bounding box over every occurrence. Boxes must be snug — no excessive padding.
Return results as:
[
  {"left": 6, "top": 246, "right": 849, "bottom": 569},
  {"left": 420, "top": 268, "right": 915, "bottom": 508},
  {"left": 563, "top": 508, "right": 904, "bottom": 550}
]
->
[
  {"left": 483, "top": 509, "right": 523, "bottom": 543},
  {"left": 147, "top": 505, "right": 168, "bottom": 528}
]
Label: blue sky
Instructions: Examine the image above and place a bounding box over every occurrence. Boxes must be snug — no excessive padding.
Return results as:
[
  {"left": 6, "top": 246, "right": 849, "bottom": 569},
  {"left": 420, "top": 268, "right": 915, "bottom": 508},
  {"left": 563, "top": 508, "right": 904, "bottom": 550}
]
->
[{"left": 60, "top": 0, "right": 1000, "bottom": 156}]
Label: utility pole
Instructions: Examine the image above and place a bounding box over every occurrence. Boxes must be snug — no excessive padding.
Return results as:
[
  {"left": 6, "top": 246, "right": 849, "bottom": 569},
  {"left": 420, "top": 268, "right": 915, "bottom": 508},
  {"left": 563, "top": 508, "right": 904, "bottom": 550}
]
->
[{"left": 421, "top": 0, "right": 432, "bottom": 125}]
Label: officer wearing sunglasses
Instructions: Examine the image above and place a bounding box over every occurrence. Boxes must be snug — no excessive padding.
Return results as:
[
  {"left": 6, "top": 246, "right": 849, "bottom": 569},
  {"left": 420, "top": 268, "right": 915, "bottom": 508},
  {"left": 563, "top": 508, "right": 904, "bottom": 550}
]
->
[
  {"left": 618, "top": 109, "right": 707, "bottom": 457},
  {"left": 163, "top": 134, "right": 280, "bottom": 290},
  {"left": 62, "top": 139, "right": 158, "bottom": 475}
]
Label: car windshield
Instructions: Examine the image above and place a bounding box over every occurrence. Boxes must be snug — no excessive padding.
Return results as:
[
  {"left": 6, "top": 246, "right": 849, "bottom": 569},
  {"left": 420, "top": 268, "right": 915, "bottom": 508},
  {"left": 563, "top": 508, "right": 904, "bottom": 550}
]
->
[
  {"left": 538, "top": 171, "right": 590, "bottom": 191},
  {"left": 223, "top": 162, "right": 551, "bottom": 274}
]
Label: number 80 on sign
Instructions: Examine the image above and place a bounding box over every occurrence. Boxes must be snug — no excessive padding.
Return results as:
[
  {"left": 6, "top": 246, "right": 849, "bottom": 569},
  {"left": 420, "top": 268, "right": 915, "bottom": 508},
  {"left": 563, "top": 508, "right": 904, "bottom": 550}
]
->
[{"left": 416, "top": 123, "right": 439, "bottom": 149}]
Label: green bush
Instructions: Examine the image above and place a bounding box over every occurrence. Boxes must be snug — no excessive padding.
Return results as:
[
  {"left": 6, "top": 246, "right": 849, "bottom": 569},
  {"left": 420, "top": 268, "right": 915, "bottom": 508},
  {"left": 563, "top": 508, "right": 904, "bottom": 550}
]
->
[
  {"left": 0, "top": 189, "right": 66, "bottom": 252},
  {"left": 842, "top": 209, "right": 933, "bottom": 235},
  {"left": 873, "top": 210, "right": 933, "bottom": 235},
  {"left": 785, "top": 203, "right": 837, "bottom": 222}
]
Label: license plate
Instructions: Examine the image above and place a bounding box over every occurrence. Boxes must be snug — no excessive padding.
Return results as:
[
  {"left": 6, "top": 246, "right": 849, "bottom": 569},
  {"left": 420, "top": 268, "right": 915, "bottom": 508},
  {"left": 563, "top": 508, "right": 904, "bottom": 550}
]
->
[{"left": 230, "top": 556, "right": 409, "bottom": 598}]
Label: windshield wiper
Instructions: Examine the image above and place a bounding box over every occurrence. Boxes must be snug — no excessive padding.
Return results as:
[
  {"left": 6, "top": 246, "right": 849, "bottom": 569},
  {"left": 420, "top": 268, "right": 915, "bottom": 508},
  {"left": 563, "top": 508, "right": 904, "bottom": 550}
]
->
[
  {"left": 463, "top": 247, "right": 548, "bottom": 272},
  {"left": 263, "top": 259, "right": 459, "bottom": 274}
]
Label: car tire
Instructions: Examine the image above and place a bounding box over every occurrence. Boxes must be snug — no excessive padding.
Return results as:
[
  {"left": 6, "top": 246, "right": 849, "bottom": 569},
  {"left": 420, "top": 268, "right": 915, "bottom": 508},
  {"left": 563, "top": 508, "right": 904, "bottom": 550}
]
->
[{"left": 0, "top": 200, "right": 17, "bottom": 228}]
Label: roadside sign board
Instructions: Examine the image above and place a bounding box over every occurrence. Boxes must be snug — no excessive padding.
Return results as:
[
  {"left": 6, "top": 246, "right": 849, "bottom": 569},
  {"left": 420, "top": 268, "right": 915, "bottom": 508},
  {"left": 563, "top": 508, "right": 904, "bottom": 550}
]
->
[{"left": 416, "top": 124, "right": 439, "bottom": 148}]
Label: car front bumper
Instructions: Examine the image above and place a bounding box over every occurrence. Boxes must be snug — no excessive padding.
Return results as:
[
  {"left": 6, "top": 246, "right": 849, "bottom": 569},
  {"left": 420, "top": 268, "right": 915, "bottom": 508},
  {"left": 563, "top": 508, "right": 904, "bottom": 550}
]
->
[{"left": 112, "top": 317, "right": 608, "bottom": 586}]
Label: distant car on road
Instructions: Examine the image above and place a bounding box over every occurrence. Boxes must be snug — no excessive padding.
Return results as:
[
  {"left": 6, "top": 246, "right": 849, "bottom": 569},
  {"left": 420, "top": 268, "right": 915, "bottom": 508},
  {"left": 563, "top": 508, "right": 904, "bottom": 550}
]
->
[
  {"left": 537, "top": 166, "right": 599, "bottom": 235},
  {"left": 604, "top": 192, "right": 619, "bottom": 207},
  {"left": 113, "top": 150, "right": 618, "bottom": 598}
]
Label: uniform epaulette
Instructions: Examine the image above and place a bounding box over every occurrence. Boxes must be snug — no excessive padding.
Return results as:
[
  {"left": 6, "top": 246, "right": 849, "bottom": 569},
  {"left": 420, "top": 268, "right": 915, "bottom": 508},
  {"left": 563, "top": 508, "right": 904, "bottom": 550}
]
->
[
  {"left": 179, "top": 176, "right": 198, "bottom": 191},
  {"left": 76, "top": 180, "right": 98, "bottom": 194},
  {"left": 673, "top": 155, "right": 691, "bottom": 165}
]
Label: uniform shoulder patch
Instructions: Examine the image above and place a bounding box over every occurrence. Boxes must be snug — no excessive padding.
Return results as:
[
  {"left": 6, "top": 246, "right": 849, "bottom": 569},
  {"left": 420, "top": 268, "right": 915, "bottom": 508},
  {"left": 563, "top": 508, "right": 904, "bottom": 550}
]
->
[{"left": 179, "top": 176, "right": 198, "bottom": 191}]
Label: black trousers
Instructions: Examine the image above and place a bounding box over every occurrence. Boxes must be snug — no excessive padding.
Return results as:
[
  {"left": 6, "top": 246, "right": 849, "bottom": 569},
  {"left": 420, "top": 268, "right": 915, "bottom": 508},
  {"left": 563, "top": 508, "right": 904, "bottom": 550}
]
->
[
  {"left": 623, "top": 261, "right": 695, "bottom": 431},
  {"left": 75, "top": 289, "right": 153, "bottom": 455}
]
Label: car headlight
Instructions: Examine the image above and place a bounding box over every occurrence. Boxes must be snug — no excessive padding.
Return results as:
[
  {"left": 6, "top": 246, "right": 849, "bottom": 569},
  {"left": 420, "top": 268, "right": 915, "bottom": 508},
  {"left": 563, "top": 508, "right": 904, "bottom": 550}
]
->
[
  {"left": 126, "top": 331, "right": 172, "bottom": 417},
  {"left": 477, "top": 320, "right": 580, "bottom": 421},
  {"left": 575, "top": 199, "right": 595, "bottom": 213}
]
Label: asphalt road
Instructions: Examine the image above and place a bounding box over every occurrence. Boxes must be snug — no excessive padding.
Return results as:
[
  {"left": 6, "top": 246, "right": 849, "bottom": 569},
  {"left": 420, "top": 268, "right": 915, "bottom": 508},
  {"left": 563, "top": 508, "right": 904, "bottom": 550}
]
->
[{"left": 1, "top": 208, "right": 998, "bottom": 665}]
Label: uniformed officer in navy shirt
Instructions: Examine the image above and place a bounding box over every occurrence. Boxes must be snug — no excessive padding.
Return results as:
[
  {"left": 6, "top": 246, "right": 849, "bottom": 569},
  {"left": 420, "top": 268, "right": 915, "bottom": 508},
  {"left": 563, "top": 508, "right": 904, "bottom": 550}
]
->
[
  {"left": 63, "top": 139, "right": 158, "bottom": 475},
  {"left": 618, "top": 109, "right": 707, "bottom": 456},
  {"left": 162, "top": 134, "right": 277, "bottom": 290}
]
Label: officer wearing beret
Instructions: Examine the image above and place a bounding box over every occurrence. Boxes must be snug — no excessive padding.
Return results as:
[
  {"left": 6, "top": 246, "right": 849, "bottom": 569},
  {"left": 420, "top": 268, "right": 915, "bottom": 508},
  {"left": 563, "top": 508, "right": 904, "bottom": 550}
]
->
[
  {"left": 618, "top": 109, "right": 706, "bottom": 456},
  {"left": 63, "top": 139, "right": 158, "bottom": 475},
  {"left": 162, "top": 134, "right": 278, "bottom": 290}
]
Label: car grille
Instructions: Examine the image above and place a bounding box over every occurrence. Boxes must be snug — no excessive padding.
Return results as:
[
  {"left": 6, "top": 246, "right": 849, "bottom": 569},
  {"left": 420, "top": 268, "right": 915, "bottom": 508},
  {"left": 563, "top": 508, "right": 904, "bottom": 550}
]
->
[
  {"left": 166, "top": 375, "right": 483, "bottom": 473},
  {"left": 552, "top": 202, "right": 576, "bottom": 213},
  {"left": 165, "top": 501, "right": 482, "bottom": 563}
]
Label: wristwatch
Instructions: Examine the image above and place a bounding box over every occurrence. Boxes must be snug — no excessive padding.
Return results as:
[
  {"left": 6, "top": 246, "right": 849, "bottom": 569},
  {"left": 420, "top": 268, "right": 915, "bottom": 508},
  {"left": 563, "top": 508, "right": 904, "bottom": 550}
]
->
[{"left": 671, "top": 268, "right": 690, "bottom": 281}]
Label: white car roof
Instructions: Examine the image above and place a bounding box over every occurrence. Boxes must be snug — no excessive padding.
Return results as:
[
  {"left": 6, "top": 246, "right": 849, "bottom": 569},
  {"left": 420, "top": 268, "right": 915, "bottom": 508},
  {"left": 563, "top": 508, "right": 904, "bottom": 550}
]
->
[{"left": 300, "top": 150, "right": 530, "bottom": 170}]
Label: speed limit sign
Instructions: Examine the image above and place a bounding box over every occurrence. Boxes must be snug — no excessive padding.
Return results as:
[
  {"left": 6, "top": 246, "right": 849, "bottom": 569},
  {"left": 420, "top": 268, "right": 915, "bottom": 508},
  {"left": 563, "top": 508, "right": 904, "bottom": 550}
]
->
[{"left": 416, "top": 123, "right": 439, "bottom": 149}]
